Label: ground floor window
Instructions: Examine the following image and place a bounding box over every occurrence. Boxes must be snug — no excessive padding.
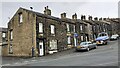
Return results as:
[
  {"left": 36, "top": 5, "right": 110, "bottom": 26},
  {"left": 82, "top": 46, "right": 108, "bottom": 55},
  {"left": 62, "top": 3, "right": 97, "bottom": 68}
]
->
[
  {"left": 49, "top": 40, "right": 57, "bottom": 50},
  {"left": 81, "top": 36, "right": 83, "bottom": 41},
  {"left": 85, "top": 36, "right": 88, "bottom": 41},
  {"left": 67, "top": 36, "right": 71, "bottom": 44},
  {"left": 9, "top": 44, "right": 13, "bottom": 54}
]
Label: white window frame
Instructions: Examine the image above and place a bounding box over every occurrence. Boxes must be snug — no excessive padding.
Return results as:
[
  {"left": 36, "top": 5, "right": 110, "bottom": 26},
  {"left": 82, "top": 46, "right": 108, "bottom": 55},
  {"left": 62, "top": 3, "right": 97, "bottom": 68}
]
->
[
  {"left": 10, "top": 30, "right": 13, "bottom": 40},
  {"left": 66, "top": 23, "right": 70, "bottom": 32},
  {"left": 9, "top": 44, "right": 13, "bottom": 54},
  {"left": 19, "top": 13, "right": 23, "bottom": 23},
  {"left": 50, "top": 40, "right": 57, "bottom": 50},
  {"left": 80, "top": 25, "right": 83, "bottom": 31},
  {"left": 81, "top": 36, "right": 83, "bottom": 41},
  {"left": 2, "top": 33, "right": 6, "bottom": 38},
  {"left": 51, "top": 25, "right": 55, "bottom": 34},
  {"left": 39, "top": 23, "right": 43, "bottom": 33},
  {"left": 67, "top": 36, "right": 71, "bottom": 44},
  {"left": 73, "top": 25, "right": 75, "bottom": 32}
]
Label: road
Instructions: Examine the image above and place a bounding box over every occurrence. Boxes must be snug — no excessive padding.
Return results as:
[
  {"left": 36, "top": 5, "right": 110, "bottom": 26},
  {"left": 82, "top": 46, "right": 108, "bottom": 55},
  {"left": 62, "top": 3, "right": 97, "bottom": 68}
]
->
[{"left": 2, "top": 40, "right": 119, "bottom": 66}]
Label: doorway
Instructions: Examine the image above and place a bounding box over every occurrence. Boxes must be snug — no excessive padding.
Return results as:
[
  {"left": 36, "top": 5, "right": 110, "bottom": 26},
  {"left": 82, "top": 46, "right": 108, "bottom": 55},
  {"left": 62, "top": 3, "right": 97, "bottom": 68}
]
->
[{"left": 39, "top": 41, "right": 44, "bottom": 56}]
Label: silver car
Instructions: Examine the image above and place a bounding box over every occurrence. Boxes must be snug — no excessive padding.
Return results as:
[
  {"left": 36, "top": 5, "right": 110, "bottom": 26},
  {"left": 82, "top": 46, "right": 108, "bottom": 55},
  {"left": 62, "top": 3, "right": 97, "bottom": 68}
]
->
[{"left": 76, "top": 41, "right": 97, "bottom": 51}]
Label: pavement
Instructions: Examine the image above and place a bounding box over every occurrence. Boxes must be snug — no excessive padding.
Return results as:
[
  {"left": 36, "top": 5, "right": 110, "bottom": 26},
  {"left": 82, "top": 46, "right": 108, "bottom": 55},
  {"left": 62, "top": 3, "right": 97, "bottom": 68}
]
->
[
  {"left": 2, "top": 47, "right": 76, "bottom": 65},
  {"left": 1, "top": 40, "right": 119, "bottom": 67}
]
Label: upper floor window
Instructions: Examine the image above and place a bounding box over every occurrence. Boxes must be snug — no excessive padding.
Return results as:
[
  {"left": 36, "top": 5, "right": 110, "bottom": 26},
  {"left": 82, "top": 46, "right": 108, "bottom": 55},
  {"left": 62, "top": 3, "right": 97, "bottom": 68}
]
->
[
  {"left": 39, "top": 23, "right": 43, "bottom": 33},
  {"left": 73, "top": 25, "right": 75, "bottom": 32},
  {"left": 80, "top": 25, "right": 83, "bottom": 31},
  {"left": 2, "top": 32, "right": 6, "bottom": 38},
  {"left": 19, "top": 13, "right": 23, "bottom": 23},
  {"left": 50, "top": 25, "right": 55, "bottom": 34},
  {"left": 66, "top": 23, "right": 70, "bottom": 32},
  {"left": 10, "top": 30, "right": 13, "bottom": 40}
]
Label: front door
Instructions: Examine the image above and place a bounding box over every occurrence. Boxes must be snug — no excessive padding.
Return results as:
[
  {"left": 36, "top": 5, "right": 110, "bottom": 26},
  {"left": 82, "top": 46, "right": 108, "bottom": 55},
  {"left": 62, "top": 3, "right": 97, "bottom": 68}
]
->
[
  {"left": 39, "top": 41, "right": 44, "bottom": 56},
  {"left": 74, "top": 37, "right": 77, "bottom": 47}
]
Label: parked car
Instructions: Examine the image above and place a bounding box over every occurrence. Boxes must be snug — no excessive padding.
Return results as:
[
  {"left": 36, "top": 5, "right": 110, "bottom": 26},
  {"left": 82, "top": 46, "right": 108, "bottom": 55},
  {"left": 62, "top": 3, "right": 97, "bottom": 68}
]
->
[
  {"left": 95, "top": 32, "right": 109, "bottom": 45},
  {"left": 110, "top": 34, "right": 119, "bottom": 40},
  {"left": 75, "top": 41, "right": 97, "bottom": 51}
]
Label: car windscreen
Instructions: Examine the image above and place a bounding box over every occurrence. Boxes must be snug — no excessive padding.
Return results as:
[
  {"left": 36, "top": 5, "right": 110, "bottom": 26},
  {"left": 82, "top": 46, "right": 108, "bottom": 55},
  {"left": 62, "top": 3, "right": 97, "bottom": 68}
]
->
[
  {"left": 80, "top": 42, "right": 87, "bottom": 45},
  {"left": 98, "top": 33, "right": 107, "bottom": 37}
]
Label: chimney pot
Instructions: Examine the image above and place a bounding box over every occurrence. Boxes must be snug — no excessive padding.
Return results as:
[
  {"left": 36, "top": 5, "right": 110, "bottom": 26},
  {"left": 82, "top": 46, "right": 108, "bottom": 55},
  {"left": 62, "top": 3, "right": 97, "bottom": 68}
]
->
[{"left": 44, "top": 6, "right": 51, "bottom": 15}]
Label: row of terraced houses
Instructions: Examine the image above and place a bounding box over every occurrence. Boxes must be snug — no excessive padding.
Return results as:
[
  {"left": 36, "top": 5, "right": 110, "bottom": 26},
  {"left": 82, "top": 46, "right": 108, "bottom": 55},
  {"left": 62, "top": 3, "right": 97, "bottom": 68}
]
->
[{"left": 0, "top": 6, "right": 119, "bottom": 57}]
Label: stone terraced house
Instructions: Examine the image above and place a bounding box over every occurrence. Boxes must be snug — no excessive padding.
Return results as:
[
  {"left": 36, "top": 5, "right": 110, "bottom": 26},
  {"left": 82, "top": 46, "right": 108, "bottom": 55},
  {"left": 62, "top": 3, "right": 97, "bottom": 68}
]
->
[
  {"left": 0, "top": 27, "right": 8, "bottom": 56},
  {"left": 6, "top": 6, "right": 118, "bottom": 57}
]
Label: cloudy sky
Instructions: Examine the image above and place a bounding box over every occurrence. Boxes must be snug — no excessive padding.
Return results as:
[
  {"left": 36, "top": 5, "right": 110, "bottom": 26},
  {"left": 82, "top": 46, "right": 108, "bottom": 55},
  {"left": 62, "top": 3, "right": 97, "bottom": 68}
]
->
[{"left": 0, "top": 0, "right": 119, "bottom": 28}]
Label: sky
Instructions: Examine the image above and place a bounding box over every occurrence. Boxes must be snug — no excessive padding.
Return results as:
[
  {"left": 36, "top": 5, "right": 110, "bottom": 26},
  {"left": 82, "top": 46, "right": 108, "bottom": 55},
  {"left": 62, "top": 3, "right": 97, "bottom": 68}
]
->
[{"left": 0, "top": 0, "right": 119, "bottom": 28}]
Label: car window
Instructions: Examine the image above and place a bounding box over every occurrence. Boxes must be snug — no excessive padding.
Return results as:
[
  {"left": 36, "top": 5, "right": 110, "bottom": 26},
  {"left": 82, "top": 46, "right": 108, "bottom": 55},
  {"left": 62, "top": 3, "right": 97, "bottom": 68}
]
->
[
  {"left": 88, "top": 42, "right": 92, "bottom": 44},
  {"left": 80, "top": 42, "right": 87, "bottom": 45}
]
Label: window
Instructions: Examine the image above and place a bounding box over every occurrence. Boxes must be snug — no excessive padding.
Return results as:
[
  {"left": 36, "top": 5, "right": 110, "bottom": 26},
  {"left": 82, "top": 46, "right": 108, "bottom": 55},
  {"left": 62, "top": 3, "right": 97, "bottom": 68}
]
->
[
  {"left": 51, "top": 25, "right": 55, "bottom": 34},
  {"left": 49, "top": 40, "right": 57, "bottom": 50},
  {"left": 2, "top": 33, "right": 6, "bottom": 38},
  {"left": 39, "top": 23, "right": 43, "bottom": 33},
  {"left": 73, "top": 25, "right": 75, "bottom": 32},
  {"left": 67, "top": 36, "right": 71, "bottom": 44},
  {"left": 19, "top": 13, "right": 23, "bottom": 23},
  {"left": 10, "top": 30, "right": 13, "bottom": 40},
  {"left": 9, "top": 44, "right": 13, "bottom": 54},
  {"left": 66, "top": 23, "right": 70, "bottom": 32},
  {"left": 81, "top": 36, "right": 83, "bottom": 41},
  {"left": 80, "top": 25, "right": 83, "bottom": 31}
]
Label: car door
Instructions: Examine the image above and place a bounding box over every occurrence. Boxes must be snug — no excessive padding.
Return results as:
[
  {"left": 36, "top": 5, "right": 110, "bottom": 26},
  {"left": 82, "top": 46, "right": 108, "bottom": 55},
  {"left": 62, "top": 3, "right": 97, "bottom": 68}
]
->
[
  {"left": 89, "top": 42, "right": 94, "bottom": 49},
  {"left": 88, "top": 42, "right": 92, "bottom": 49}
]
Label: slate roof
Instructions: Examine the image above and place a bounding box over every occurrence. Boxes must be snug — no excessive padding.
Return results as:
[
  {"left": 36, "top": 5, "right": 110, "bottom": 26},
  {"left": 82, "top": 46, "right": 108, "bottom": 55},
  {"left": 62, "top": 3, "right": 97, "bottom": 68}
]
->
[{"left": 20, "top": 7, "right": 79, "bottom": 24}]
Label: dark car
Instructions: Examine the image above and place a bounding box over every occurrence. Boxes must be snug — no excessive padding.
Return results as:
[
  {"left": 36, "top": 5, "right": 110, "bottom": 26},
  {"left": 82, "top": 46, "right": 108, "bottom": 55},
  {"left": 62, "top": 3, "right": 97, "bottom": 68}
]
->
[{"left": 75, "top": 41, "right": 97, "bottom": 51}]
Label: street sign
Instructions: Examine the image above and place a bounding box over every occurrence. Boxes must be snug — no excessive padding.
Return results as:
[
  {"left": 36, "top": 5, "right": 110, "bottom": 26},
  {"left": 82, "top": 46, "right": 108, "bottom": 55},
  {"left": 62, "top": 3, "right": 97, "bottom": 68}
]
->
[{"left": 74, "top": 33, "right": 78, "bottom": 37}]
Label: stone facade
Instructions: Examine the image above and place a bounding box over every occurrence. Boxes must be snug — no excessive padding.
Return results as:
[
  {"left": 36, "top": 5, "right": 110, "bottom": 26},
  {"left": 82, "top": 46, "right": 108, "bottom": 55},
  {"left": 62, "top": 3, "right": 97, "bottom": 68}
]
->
[
  {"left": 0, "top": 27, "right": 8, "bottom": 56},
  {"left": 6, "top": 6, "right": 119, "bottom": 57}
]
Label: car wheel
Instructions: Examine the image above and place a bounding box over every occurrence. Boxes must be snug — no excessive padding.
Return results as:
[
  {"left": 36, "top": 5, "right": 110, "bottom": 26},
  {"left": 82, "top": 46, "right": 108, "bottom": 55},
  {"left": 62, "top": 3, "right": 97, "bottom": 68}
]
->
[
  {"left": 95, "top": 46, "right": 97, "bottom": 49},
  {"left": 87, "top": 48, "right": 90, "bottom": 51},
  {"left": 105, "top": 42, "right": 107, "bottom": 45}
]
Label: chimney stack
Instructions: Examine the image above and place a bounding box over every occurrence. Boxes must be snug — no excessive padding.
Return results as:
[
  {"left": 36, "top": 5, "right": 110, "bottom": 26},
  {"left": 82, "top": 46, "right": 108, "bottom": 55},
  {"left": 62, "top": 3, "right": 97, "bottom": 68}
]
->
[
  {"left": 88, "top": 15, "right": 92, "bottom": 20},
  {"left": 99, "top": 17, "right": 102, "bottom": 20},
  {"left": 103, "top": 18, "right": 106, "bottom": 21},
  {"left": 44, "top": 6, "right": 51, "bottom": 15},
  {"left": 94, "top": 17, "right": 98, "bottom": 21},
  {"left": 61, "top": 12, "right": 66, "bottom": 19},
  {"left": 72, "top": 13, "right": 77, "bottom": 20},
  {"left": 81, "top": 15, "right": 86, "bottom": 20}
]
